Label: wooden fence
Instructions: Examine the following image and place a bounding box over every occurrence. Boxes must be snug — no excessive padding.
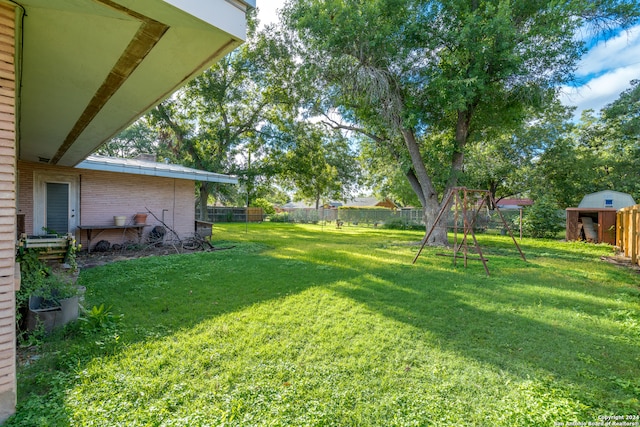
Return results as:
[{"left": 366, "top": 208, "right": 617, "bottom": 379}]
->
[{"left": 617, "top": 204, "right": 640, "bottom": 265}]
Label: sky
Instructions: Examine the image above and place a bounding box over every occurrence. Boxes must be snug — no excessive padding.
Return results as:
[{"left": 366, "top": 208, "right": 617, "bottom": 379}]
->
[
  {"left": 256, "top": 1, "right": 640, "bottom": 120},
  {"left": 560, "top": 24, "right": 640, "bottom": 119}
]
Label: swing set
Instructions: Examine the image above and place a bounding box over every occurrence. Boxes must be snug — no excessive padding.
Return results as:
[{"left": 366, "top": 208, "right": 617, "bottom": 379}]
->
[{"left": 412, "top": 187, "right": 526, "bottom": 276}]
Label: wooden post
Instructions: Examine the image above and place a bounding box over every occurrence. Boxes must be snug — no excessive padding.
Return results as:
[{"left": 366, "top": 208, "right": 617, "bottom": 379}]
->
[
  {"left": 616, "top": 211, "right": 622, "bottom": 249},
  {"left": 631, "top": 208, "right": 637, "bottom": 265}
]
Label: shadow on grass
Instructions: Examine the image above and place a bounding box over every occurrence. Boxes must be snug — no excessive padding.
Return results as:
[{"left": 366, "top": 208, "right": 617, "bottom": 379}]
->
[
  {"left": 12, "top": 242, "right": 366, "bottom": 426},
  {"left": 330, "top": 252, "right": 640, "bottom": 413},
  {"left": 10, "top": 227, "right": 639, "bottom": 424}
]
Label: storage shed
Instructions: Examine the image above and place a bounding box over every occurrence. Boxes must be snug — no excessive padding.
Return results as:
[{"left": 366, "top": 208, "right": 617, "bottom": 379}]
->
[
  {"left": 566, "top": 191, "right": 636, "bottom": 244},
  {"left": 578, "top": 190, "right": 636, "bottom": 209}
]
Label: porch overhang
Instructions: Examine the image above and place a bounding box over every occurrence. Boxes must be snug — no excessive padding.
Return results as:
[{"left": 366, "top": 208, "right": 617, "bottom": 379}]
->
[{"left": 16, "top": 0, "right": 254, "bottom": 167}]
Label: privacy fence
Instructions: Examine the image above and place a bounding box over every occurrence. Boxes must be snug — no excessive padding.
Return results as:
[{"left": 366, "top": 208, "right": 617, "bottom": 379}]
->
[{"left": 617, "top": 204, "right": 640, "bottom": 266}]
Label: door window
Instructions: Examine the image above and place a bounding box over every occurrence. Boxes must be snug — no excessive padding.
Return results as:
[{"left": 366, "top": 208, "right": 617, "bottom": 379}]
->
[{"left": 45, "top": 182, "right": 69, "bottom": 234}]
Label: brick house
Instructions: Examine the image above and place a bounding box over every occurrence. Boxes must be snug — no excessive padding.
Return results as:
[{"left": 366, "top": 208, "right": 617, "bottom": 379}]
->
[
  {"left": 17, "top": 155, "right": 237, "bottom": 250},
  {"left": 0, "top": 0, "right": 253, "bottom": 420}
]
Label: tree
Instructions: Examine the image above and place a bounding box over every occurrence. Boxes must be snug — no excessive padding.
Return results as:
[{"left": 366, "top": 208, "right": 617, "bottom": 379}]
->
[
  {"left": 283, "top": 0, "right": 639, "bottom": 244},
  {"left": 521, "top": 195, "right": 564, "bottom": 239},
  {"left": 97, "top": 119, "right": 157, "bottom": 158},
  {"left": 149, "top": 13, "right": 294, "bottom": 218},
  {"left": 359, "top": 139, "right": 422, "bottom": 207},
  {"left": 599, "top": 80, "right": 640, "bottom": 199},
  {"left": 279, "top": 123, "right": 359, "bottom": 209},
  {"left": 462, "top": 103, "right": 577, "bottom": 207},
  {"left": 603, "top": 79, "right": 640, "bottom": 139}
]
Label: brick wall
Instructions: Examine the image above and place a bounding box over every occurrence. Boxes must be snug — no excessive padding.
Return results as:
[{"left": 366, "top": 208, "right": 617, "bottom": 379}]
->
[
  {"left": 79, "top": 169, "right": 195, "bottom": 248},
  {"left": 17, "top": 161, "right": 197, "bottom": 250}
]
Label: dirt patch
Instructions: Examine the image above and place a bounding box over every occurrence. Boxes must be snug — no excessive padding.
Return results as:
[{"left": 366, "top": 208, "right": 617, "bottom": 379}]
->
[
  {"left": 600, "top": 254, "right": 640, "bottom": 274},
  {"left": 76, "top": 245, "right": 187, "bottom": 268},
  {"left": 76, "top": 242, "right": 235, "bottom": 269}
]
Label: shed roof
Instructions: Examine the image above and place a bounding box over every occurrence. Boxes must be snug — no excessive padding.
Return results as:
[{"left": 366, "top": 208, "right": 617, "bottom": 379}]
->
[
  {"left": 76, "top": 155, "right": 238, "bottom": 184},
  {"left": 578, "top": 190, "right": 635, "bottom": 210}
]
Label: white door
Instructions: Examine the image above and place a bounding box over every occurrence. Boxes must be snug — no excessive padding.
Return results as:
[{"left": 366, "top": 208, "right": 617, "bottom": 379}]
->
[{"left": 34, "top": 171, "right": 79, "bottom": 236}]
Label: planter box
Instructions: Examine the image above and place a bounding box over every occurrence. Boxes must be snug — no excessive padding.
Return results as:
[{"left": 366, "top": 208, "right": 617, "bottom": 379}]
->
[
  {"left": 26, "top": 295, "right": 79, "bottom": 333},
  {"left": 19, "top": 235, "right": 72, "bottom": 263}
]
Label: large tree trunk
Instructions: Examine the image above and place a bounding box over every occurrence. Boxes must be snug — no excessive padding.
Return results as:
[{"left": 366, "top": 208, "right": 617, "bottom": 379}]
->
[
  {"left": 197, "top": 183, "right": 210, "bottom": 221},
  {"left": 421, "top": 110, "right": 472, "bottom": 245},
  {"left": 422, "top": 195, "right": 449, "bottom": 246},
  {"left": 400, "top": 129, "right": 449, "bottom": 245},
  {"left": 401, "top": 108, "right": 473, "bottom": 246}
]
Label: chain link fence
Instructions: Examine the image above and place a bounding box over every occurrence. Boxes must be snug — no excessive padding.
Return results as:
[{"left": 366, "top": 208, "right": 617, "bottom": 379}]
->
[{"left": 204, "top": 206, "right": 527, "bottom": 236}]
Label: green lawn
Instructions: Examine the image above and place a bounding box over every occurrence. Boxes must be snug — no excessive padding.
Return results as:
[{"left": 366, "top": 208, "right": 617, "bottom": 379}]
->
[{"left": 8, "top": 223, "right": 640, "bottom": 426}]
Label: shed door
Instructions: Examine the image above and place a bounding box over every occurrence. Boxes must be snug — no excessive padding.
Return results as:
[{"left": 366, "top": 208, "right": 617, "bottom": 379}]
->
[
  {"left": 46, "top": 182, "right": 69, "bottom": 234},
  {"left": 599, "top": 211, "right": 617, "bottom": 245}
]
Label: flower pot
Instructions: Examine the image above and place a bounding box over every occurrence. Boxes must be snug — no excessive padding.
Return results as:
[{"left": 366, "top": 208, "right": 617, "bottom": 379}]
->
[
  {"left": 114, "top": 215, "right": 126, "bottom": 226},
  {"left": 133, "top": 213, "right": 147, "bottom": 225}
]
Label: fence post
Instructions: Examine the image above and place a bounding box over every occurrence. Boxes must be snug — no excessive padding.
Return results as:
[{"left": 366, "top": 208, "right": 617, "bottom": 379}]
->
[
  {"left": 631, "top": 208, "right": 638, "bottom": 265},
  {"left": 616, "top": 211, "right": 621, "bottom": 249}
]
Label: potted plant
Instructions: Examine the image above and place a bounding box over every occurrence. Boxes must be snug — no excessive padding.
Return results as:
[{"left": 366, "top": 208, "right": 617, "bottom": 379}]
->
[
  {"left": 27, "top": 274, "right": 80, "bottom": 333},
  {"left": 16, "top": 240, "right": 82, "bottom": 338}
]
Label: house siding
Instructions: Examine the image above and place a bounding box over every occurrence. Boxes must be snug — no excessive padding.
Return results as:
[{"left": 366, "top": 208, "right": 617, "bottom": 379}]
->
[
  {"left": 0, "top": 3, "right": 15, "bottom": 421},
  {"left": 17, "top": 161, "right": 197, "bottom": 249}
]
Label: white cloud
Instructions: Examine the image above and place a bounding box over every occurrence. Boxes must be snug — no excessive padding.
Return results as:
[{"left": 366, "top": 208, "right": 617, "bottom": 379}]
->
[
  {"left": 560, "top": 63, "right": 640, "bottom": 118},
  {"left": 575, "top": 24, "right": 640, "bottom": 78},
  {"left": 561, "top": 24, "right": 640, "bottom": 118}
]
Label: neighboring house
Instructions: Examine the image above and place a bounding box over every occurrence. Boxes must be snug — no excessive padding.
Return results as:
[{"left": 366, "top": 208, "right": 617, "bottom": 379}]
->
[
  {"left": 282, "top": 197, "right": 398, "bottom": 210},
  {"left": 495, "top": 198, "right": 533, "bottom": 210},
  {"left": 343, "top": 197, "right": 398, "bottom": 209},
  {"left": 0, "top": 0, "right": 253, "bottom": 420},
  {"left": 17, "top": 155, "right": 237, "bottom": 250}
]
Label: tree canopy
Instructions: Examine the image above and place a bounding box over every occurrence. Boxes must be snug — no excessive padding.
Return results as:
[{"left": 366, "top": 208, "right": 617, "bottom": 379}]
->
[
  {"left": 281, "top": 0, "right": 639, "bottom": 242},
  {"left": 101, "top": 2, "right": 640, "bottom": 229}
]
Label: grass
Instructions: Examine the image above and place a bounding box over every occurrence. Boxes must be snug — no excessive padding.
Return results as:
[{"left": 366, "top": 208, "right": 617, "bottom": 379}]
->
[{"left": 8, "top": 223, "right": 640, "bottom": 426}]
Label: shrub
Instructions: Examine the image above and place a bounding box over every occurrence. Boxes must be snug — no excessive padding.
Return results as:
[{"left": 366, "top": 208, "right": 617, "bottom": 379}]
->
[
  {"left": 79, "top": 304, "right": 123, "bottom": 335},
  {"left": 381, "top": 217, "right": 424, "bottom": 230},
  {"left": 252, "top": 198, "right": 275, "bottom": 215},
  {"left": 15, "top": 249, "right": 49, "bottom": 327},
  {"left": 521, "top": 196, "right": 564, "bottom": 238},
  {"left": 269, "top": 212, "right": 290, "bottom": 223},
  {"left": 16, "top": 245, "right": 81, "bottom": 343}
]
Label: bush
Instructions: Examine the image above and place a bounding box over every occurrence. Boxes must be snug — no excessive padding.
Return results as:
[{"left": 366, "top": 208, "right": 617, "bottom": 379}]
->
[
  {"left": 15, "top": 248, "right": 79, "bottom": 343},
  {"left": 269, "top": 212, "right": 290, "bottom": 223},
  {"left": 521, "top": 196, "right": 564, "bottom": 238},
  {"left": 381, "top": 217, "right": 424, "bottom": 231},
  {"left": 252, "top": 198, "right": 275, "bottom": 215},
  {"left": 15, "top": 249, "right": 49, "bottom": 326}
]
